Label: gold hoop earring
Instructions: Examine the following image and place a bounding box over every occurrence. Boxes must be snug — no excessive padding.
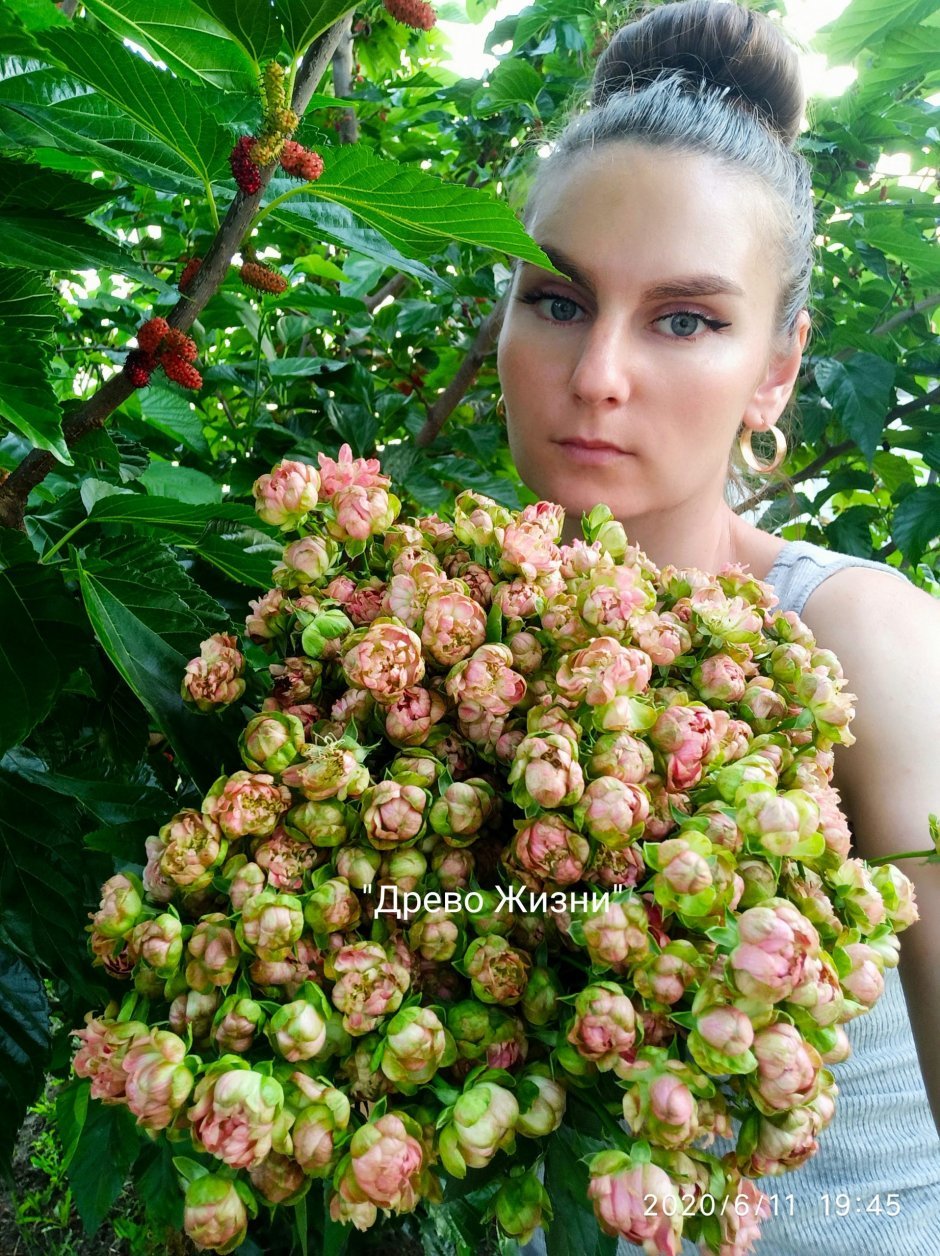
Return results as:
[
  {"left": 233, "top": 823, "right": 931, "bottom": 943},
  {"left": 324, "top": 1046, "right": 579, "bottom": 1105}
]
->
[
  {"left": 495, "top": 393, "right": 506, "bottom": 420},
  {"left": 739, "top": 425, "right": 786, "bottom": 475}
]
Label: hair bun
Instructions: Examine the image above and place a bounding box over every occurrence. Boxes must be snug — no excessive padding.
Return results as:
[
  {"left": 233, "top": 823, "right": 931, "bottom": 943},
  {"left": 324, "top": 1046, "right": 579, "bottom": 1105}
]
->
[{"left": 592, "top": 0, "right": 805, "bottom": 146}]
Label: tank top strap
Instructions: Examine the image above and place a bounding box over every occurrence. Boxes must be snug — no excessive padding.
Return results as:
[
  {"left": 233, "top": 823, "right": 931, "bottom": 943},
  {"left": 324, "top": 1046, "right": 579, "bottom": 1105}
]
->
[{"left": 762, "top": 540, "right": 910, "bottom": 617}]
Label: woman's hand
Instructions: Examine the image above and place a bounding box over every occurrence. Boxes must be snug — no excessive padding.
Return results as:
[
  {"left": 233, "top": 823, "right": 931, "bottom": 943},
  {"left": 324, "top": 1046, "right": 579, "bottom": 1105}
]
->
[{"left": 801, "top": 568, "right": 940, "bottom": 1130}]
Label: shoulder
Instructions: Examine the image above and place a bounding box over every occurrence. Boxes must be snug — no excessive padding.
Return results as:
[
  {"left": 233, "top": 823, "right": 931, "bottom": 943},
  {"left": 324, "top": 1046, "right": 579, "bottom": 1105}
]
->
[
  {"left": 798, "top": 566, "right": 939, "bottom": 852},
  {"left": 798, "top": 562, "right": 939, "bottom": 647}
]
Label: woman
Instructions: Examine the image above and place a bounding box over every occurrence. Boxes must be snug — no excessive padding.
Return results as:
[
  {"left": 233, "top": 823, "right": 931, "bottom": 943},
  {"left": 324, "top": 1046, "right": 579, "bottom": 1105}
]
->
[{"left": 498, "top": 2, "right": 940, "bottom": 1252}]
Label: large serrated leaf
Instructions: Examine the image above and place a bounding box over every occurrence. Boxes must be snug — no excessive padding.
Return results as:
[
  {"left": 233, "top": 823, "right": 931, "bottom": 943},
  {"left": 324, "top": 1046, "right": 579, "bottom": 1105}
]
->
[
  {"left": 0, "top": 266, "right": 59, "bottom": 341},
  {"left": 0, "top": 156, "right": 115, "bottom": 218},
  {"left": 68, "top": 1097, "right": 142, "bottom": 1236},
  {"left": 472, "top": 59, "right": 543, "bottom": 116},
  {"left": 3, "top": 212, "right": 169, "bottom": 292},
  {"left": 87, "top": 493, "right": 263, "bottom": 540},
  {"left": 0, "top": 562, "right": 78, "bottom": 752},
  {"left": 892, "top": 483, "right": 940, "bottom": 562},
  {"left": 192, "top": 0, "right": 285, "bottom": 66},
  {"left": 814, "top": 353, "right": 896, "bottom": 465},
  {"left": 75, "top": 551, "right": 235, "bottom": 791},
  {"left": 0, "top": 944, "right": 51, "bottom": 1170},
  {"left": 137, "top": 382, "right": 210, "bottom": 456},
  {"left": 278, "top": 0, "right": 357, "bottom": 57},
  {"left": 271, "top": 189, "right": 453, "bottom": 291},
  {"left": 293, "top": 146, "right": 558, "bottom": 265},
  {"left": 0, "top": 338, "right": 67, "bottom": 460},
  {"left": 816, "top": 0, "right": 937, "bottom": 64},
  {"left": 190, "top": 532, "right": 283, "bottom": 589},
  {"left": 83, "top": 0, "right": 258, "bottom": 92},
  {"left": 0, "top": 758, "right": 103, "bottom": 999},
  {"left": 38, "top": 25, "right": 233, "bottom": 189},
  {"left": 80, "top": 536, "right": 229, "bottom": 654},
  {"left": 0, "top": 71, "right": 208, "bottom": 194}
]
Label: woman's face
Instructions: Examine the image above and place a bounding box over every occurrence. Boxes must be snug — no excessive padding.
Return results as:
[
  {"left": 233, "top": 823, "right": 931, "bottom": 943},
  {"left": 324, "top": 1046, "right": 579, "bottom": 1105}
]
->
[{"left": 497, "top": 144, "right": 806, "bottom": 528}]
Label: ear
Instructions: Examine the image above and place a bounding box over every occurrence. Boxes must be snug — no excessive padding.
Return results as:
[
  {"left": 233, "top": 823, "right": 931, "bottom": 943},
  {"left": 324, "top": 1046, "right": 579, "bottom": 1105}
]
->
[{"left": 741, "top": 310, "right": 810, "bottom": 430}]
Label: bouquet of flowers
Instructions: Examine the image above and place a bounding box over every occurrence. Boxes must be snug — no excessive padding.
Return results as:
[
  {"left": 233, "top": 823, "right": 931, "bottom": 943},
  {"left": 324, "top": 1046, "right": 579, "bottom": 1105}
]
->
[{"left": 72, "top": 448, "right": 918, "bottom": 1255}]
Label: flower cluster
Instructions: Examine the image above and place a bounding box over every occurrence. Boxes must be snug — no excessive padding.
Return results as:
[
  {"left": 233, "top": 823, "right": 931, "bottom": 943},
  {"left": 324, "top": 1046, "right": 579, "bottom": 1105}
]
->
[{"left": 73, "top": 456, "right": 918, "bottom": 1255}]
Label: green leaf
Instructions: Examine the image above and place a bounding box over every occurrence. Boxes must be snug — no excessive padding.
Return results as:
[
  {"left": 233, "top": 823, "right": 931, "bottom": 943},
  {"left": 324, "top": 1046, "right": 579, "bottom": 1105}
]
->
[
  {"left": 190, "top": 532, "right": 282, "bottom": 589},
  {"left": 0, "top": 335, "right": 67, "bottom": 460},
  {"left": 87, "top": 493, "right": 263, "bottom": 540},
  {"left": 80, "top": 536, "right": 229, "bottom": 655},
  {"left": 892, "top": 483, "right": 940, "bottom": 562},
  {"left": 0, "top": 757, "right": 104, "bottom": 997},
  {"left": 39, "top": 25, "right": 232, "bottom": 189},
  {"left": 544, "top": 1124, "right": 616, "bottom": 1256},
  {"left": 75, "top": 551, "right": 233, "bottom": 791},
  {"left": 814, "top": 353, "right": 896, "bottom": 464},
  {"left": 82, "top": 0, "right": 258, "bottom": 92},
  {"left": 5, "top": 746, "right": 173, "bottom": 830},
  {"left": 192, "top": 0, "right": 285, "bottom": 66},
  {"left": 137, "top": 382, "right": 210, "bottom": 456},
  {"left": 278, "top": 0, "right": 358, "bottom": 57},
  {"left": 68, "top": 1097, "right": 142, "bottom": 1236},
  {"left": 55, "top": 1078, "right": 91, "bottom": 1172},
  {"left": 825, "top": 504, "right": 877, "bottom": 557},
  {"left": 140, "top": 462, "right": 223, "bottom": 505},
  {"left": 0, "top": 266, "right": 58, "bottom": 341},
  {"left": 287, "top": 147, "right": 559, "bottom": 265},
  {"left": 816, "top": 0, "right": 937, "bottom": 63},
  {"left": 0, "top": 156, "right": 116, "bottom": 218},
  {"left": 134, "top": 1139, "right": 185, "bottom": 1231},
  {"left": 472, "top": 59, "right": 543, "bottom": 117},
  {"left": 0, "top": 69, "right": 208, "bottom": 195},
  {"left": 0, "top": 561, "right": 80, "bottom": 753},
  {"left": 0, "top": 944, "right": 51, "bottom": 1170},
  {"left": 3, "top": 213, "right": 167, "bottom": 291},
  {"left": 271, "top": 189, "right": 456, "bottom": 292}
]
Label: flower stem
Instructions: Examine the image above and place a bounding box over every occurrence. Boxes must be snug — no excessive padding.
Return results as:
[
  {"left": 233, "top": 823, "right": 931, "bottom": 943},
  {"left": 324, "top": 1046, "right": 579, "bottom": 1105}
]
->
[{"left": 867, "top": 849, "right": 935, "bottom": 866}]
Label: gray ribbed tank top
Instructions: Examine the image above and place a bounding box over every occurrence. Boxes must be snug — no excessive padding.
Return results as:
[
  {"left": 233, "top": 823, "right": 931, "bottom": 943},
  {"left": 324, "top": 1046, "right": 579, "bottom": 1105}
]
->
[{"left": 520, "top": 539, "right": 940, "bottom": 1256}]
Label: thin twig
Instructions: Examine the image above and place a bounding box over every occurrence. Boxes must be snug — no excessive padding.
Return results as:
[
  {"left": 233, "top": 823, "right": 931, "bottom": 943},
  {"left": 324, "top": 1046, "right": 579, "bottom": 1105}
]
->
[
  {"left": 0, "top": 22, "right": 348, "bottom": 531},
  {"left": 415, "top": 302, "right": 506, "bottom": 448},
  {"left": 364, "top": 272, "right": 409, "bottom": 313}
]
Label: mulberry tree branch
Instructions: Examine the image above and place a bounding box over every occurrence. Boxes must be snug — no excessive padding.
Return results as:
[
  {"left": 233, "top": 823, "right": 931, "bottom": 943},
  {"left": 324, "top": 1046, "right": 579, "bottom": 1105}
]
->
[
  {"left": 0, "top": 22, "right": 347, "bottom": 532},
  {"left": 415, "top": 301, "right": 506, "bottom": 448}
]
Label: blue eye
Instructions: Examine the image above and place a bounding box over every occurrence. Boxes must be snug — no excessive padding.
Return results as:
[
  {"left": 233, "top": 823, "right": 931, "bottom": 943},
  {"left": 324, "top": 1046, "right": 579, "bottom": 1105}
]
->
[
  {"left": 657, "top": 311, "right": 731, "bottom": 337},
  {"left": 667, "top": 312, "right": 702, "bottom": 337},
  {"left": 516, "top": 288, "right": 583, "bottom": 323}
]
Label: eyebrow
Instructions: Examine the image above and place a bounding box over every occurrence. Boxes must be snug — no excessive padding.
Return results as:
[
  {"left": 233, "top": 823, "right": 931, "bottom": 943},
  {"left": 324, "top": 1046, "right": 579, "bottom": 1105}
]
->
[{"left": 526, "top": 244, "right": 746, "bottom": 301}]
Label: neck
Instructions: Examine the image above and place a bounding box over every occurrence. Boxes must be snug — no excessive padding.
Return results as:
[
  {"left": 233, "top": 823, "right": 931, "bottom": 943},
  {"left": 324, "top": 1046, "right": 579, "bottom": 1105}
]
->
[{"left": 564, "top": 497, "right": 758, "bottom": 575}]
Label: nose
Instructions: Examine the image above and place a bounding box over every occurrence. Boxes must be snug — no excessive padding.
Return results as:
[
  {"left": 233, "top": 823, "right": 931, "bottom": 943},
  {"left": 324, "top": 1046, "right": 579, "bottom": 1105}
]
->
[{"left": 568, "top": 315, "right": 633, "bottom": 408}]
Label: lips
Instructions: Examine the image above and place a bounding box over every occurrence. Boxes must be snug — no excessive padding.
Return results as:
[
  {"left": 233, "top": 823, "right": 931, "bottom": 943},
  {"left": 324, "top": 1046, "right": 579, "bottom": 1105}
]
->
[{"left": 556, "top": 438, "right": 629, "bottom": 454}]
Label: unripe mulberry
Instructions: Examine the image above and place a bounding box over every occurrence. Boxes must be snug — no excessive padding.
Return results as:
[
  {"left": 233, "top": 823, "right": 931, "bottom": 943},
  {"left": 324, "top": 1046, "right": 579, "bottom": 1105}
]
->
[
  {"left": 279, "top": 141, "right": 325, "bottom": 183},
  {"left": 124, "top": 349, "right": 156, "bottom": 388},
  {"left": 250, "top": 133, "right": 284, "bottom": 167},
  {"left": 179, "top": 257, "right": 202, "bottom": 293},
  {"left": 229, "top": 135, "right": 262, "bottom": 194},
  {"left": 240, "top": 261, "right": 288, "bottom": 295},
  {"left": 383, "top": 0, "right": 436, "bottom": 31},
  {"left": 262, "top": 61, "right": 287, "bottom": 116},
  {"left": 137, "top": 316, "right": 170, "bottom": 353},
  {"left": 159, "top": 328, "right": 198, "bottom": 363},
  {"left": 272, "top": 107, "right": 299, "bottom": 134},
  {"left": 162, "top": 353, "right": 203, "bottom": 391}
]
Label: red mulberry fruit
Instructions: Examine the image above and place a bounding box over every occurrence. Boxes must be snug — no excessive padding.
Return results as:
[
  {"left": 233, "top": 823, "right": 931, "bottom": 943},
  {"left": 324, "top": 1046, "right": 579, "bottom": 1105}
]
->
[
  {"left": 162, "top": 354, "right": 203, "bottom": 390},
  {"left": 229, "top": 135, "right": 262, "bottom": 194},
  {"left": 383, "top": 0, "right": 436, "bottom": 31},
  {"left": 159, "top": 328, "right": 198, "bottom": 363},
  {"left": 137, "top": 317, "right": 170, "bottom": 353},
  {"left": 124, "top": 349, "right": 156, "bottom": 388},
  {"left": 280, "top": 141, "right": 325, "bottom": 182},
  {"left": 179, "top": 257, "right": 202, "bottom": 293},
  {"left": 240, "top": 261, "right": 288, "bottom": 295}
]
